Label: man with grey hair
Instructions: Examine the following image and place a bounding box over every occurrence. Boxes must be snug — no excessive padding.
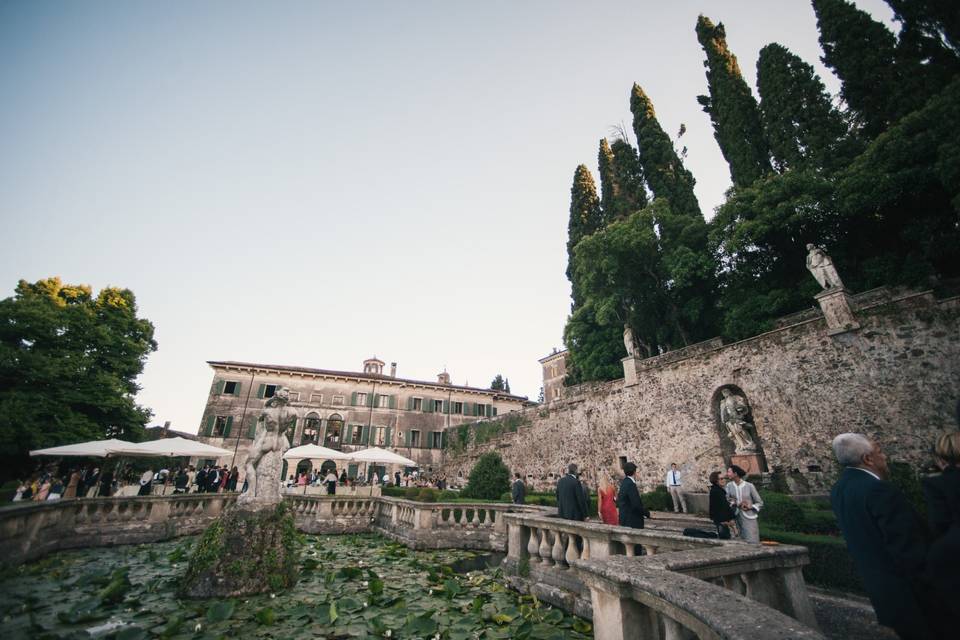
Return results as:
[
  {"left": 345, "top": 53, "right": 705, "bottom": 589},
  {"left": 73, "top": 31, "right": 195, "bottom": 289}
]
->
[{"left": 830, "top": 433, "right": 935, "bottom": 639}]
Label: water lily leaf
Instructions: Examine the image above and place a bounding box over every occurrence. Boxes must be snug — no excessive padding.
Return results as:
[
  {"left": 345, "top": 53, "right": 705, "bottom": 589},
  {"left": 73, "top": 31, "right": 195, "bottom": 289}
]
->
[
  {"left": 116, "top": 625, "right": 148, "bottom": 640},
  {"left": 205, "top": 600, "right": 235, "bottom": 623},
  {"left": 402, "top": 611, "right": 438, "bottom": 636},
  {"left": 255, "top": 607, "right": 276, "bottom": 625},
  {"left": 339, "top": 597, "right": 363, "bottom": 613},
  {"left": 572, "top": 619, "right": 592, "bottom": 633},
  {"left": 542, "top": 609, "right": 564, "bottom": 624},
  {"left": 97, "top": 569, "right": 131, "bottom": 604},
  {"left": 329, "top": 601, "right": 338, "bottom": 624},
  {"left": 56, "top": 597, "right": 107, "bottom": 624},
  {"left": 368, "top": 578, "right": 384, "bottom": 595}
]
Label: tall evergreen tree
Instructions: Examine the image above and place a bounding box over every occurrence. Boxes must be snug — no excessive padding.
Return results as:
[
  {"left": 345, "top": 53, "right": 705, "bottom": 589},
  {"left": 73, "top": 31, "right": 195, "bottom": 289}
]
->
[
  {"left": 630, "top": 84, "right": 701, "bottom": 218},
  {"left": 566, "top": 165, "right": 603, "bottom": 305},
  {"left": 757, "top": 43, "right": 854, "bottom": 172},
  {"left": 884, "top": 0, "right": 960, "bottom": 58},
  {"left": 695, "top": 15, "right": 772, "bottom": 188},
  {"left": 598, "top": 137, "right": 649, "bottom": 224},
  {"left": 597, "top": 139, "right": 617, "bottom": 223},
  {"left": 812, "top": 0, "right": 925, "bottom": 137}
]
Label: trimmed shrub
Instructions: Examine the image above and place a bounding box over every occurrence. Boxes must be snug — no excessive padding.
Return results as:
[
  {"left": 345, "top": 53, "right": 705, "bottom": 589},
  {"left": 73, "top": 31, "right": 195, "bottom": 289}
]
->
[
  {"left": 761, "top": 526, "right": 864, "bottom": 593},
  {"left": 802, "top": 509, "right": 840, "bottom": 535},
  {"left": 461, "top": 452, "right": 510, "bottom": 501},
  {"left": 640, "top": 485, "right": 672, "bottom": 511},
  {"left": 381, "top": 486, "right": 405, "bottom": 498},
  {"left": 438, "top": 490, "right": 459, "bottom": 501},
  {"left": 759, "top": 491, "right": 806, "bottom": 531},
  {"left": 404, "top": 486, "right": 420, "bottom": 500},
  {"left": 417, "top": 488, "right": 438, "bottom": 502}
]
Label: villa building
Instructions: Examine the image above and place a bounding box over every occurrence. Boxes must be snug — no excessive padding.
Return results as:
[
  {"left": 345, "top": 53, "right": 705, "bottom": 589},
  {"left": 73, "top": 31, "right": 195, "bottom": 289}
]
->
[{"left": 197, "top": 357, "right": 530, "bottom": 479}]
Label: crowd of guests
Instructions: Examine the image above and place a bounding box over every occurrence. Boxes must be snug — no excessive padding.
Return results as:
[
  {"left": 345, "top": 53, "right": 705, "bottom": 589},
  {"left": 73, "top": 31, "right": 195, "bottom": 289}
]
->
[{"left": 285, "top": 468, "right": 447, "bottom": 494}]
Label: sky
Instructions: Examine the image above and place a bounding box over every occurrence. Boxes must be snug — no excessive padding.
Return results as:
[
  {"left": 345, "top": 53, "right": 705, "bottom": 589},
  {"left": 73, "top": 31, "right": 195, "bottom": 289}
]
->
[{"left": 0, "top": 0, "right": 896, "bottom": 434}]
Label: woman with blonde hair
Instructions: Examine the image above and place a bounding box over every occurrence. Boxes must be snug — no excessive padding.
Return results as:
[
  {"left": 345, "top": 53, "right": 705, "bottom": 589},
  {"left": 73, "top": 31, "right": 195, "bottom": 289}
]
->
[{"left": 598, "top": 473, "right": 619, "bottom": 525}]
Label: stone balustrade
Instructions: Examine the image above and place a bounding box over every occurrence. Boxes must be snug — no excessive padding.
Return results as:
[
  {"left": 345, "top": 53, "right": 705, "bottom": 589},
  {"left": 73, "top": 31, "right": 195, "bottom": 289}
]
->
[
  {"left": 285, "top": 495, "right": 380, "bottom": 534},
  {"left": 502, "top": 512, "right": 821, "bottom": 636}
]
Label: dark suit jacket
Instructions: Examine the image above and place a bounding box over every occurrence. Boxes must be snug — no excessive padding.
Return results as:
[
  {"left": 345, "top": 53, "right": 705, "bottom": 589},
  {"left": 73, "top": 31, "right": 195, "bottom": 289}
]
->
[
  {"left": 709, "top": 484, "right": 736, "bottom": 525},
  {"left": 556, "top": 474, "right": 588, "bottom": 521},
  {"left": 511, "top": 479, "right": 526, "bottom": 505},
  {"left": 831, "top": 467, "right": 930, "bottom": 634},
  {"left": 921, "top": 466, "right": 960, "bottom": 602},
  {"left": 616, "top": 476, "right": 646, "bottom": 528}
]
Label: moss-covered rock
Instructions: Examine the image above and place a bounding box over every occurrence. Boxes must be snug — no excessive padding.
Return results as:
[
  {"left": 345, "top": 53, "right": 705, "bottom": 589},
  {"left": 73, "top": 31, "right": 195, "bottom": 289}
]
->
[{"left": 180, "top": 503, "right": 299, "bottom": 598}]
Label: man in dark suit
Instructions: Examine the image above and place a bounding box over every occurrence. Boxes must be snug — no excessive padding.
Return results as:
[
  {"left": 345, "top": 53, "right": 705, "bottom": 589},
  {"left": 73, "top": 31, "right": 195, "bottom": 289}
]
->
[
  {"left": 555, "top": 463, "right": 588, "bottom": 521},
  {"left": 617, "top": 462, "right": 648, "bottom": 529},
  {"left": 830, "top": 433, "right": 934, "bottom": 640},
  {"left": 511, "top": 473, "right": 526, "bottom": 505}
]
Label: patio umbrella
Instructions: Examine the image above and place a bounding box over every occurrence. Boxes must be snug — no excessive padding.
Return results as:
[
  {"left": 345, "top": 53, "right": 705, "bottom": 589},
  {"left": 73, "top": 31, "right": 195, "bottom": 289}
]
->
[
  {"left": 283, "top": 444, "right": 351, "bottom": 461},
  {"left": 349, "top": 447, "right": 416, "bottom": 466},
  {"left": 109, "top": 437, "right": 232, "bottom": 458},
  {"left": 30, "top": 438, "right": 135, "bottom": 457}
]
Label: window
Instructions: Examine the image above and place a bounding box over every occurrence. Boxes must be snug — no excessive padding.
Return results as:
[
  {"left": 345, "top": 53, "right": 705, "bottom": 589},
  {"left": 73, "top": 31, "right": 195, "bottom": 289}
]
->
[
  {"left": 553, "top": 388, "right": 560, "bottom": 399},
  {"left": 452, "top": 401, "right": 463, "bottom": 414},
  {"left": 356, "top": 392, "right": 367, "bottom": 406},
  {"left": 476, "top": 403, "right": 488, "bottom": 417},
  {"left": 409, "top": 430, "right": 420, "bottom": 447},
  {"left": 223, "top": 381, "right": 238, "bottom": 395},
  {"left": 434, "top": 399, "right": 444, "bottom": 413},
  {"left": 324, "top": 414, "right": 344, "bottom": 447},
  {"left": 310, "top": 393, "right": 323, "bottom": 404},
  {"left": 432, "top": 432, "right": 443, "bottom": 448},
  {"left": 377, "top": 394, "right": 392, "bottom": 408},
  {"left": 287, "top": 391, "right": 300, "bottom": 401},
  {"left": 351, "top": 426, "right": 364, "bottom": 445},
  {"left": 263, "top": 384, "right": 277, "bottom": 398},
  {"left": 412, "top": 397, "right": 423, "bottom": 411},
  {"left": 213, "top": 416, "right": 229, "bottom": 437},
  {"left": 332, "top": 395, "right": 345, "bottom": 406},
  {"left": 373, "top": 426, "right": 386, "bottom": 446},
  {"left": 301, "top": 416, "right": 321, "bottom": 445}
]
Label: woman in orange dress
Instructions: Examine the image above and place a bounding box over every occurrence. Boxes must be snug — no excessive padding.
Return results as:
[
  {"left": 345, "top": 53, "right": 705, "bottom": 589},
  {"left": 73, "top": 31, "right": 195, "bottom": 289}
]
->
[{"left": 598, "top": 474, "right": 619, "bottom": 525}]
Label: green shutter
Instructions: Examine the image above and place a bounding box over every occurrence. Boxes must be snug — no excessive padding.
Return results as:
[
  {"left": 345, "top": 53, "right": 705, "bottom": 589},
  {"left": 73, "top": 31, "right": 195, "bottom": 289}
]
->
[
  {"left": 388, "top": 395, "right": 396, "bottom": 409},
  {"left": 256, "top": 384, "right": 266, "bottom": 399},
  {"left": 361, "top": 425, "right": 370, "bottom": 444},
  {"left": 385, "top": 427, "right": 392, "bottom": 446},
  {"left": 246, "top": 416, "right": 257, "bottom": 438},
  {"left": 442, "top": 400, "right": 449, "bottom": 414},
  {"left": 486, "top": 405, "right": 493, "bottom": 418},
  {"left": 366, "top": 393, "right": 374, "bottom": 407},
  {"left": 404, "top": 430, "right": 411, "bottom": 447},
  {"left": 424, "top": 398, "right": 433, "bottom": 413},
  {"left": 426, "top": 431, "right": 433, "bottom": 449},
  {"left": 203, "top": 415, "right": 215, "bottom": 436},
  {"left": 463, "top": 402, "right": 471, "bottom": 416},
  {"left": 348, "top": 464, "right": 358, "bottom": 479},
  {"left": 345, "top": 425, "right": 354, "bottom": 443},
  {"left": 441, "top": 431, "right": 447, "bottom": 448},
  {"left": 215, "top": 380, "right": 225, "bottom": 395},
  {"left": 492, "top": 407, "right": 498, "bottom": 417},
  {"left": 473, "top": 403, "right": 479, "bottom": 417},
  {"left": 224, "top": 416, "right": 233, "bottom": 437},
  {"left": 351, "top": 392, "right": 358, "bottom": 406},
  {"left": 233, "top": 382, "right": 242, "bottom": 397},
  {"left": 406, "top": 397, "right": 414, "bottom": 410}
]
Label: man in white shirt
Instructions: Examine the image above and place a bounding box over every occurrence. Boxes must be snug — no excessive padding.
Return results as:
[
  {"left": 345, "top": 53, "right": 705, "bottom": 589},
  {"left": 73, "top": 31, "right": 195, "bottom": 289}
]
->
[{"left": 665, "top": 463, "right": 687, "bottom": 513}]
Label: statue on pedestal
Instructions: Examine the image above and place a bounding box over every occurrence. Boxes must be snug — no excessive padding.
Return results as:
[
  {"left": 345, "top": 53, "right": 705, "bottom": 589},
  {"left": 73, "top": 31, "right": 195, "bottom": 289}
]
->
[
  {"left": 623, "top": 324, "right": 638, "bottom": 358},
  {"left": 720, "top": 388, "right": 757, "bottom": 454},
  {"left": 238, "top": 386, "right": 294, "bottom": 507},
  {"left": 806, "top": 244, "right": 844, "bottom": 290}
]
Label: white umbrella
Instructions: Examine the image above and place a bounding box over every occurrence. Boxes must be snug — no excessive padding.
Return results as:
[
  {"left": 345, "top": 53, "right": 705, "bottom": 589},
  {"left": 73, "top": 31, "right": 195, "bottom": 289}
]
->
[
  {"left": 110, "top": 437, "right": 231, "bottom": 458},
  {"left": 349, "top": 447, "right": 416, "bottom": 466},
  {"left": 30, "top": 438, "right": 135, "bottom": 458},
  {"left": 283, "top": 444, "right": 351, "bottom": 461}
]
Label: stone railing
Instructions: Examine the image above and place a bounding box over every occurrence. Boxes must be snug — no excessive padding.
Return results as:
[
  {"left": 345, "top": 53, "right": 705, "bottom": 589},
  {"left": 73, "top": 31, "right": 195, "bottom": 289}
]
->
[
  {"left": 0, "top": 493, "right": 236, "bottom": 568},
  {"left": 502, "top": 513, "right": 822, "bottom": 638},
  {"left": 285, "top": 494, "right": 380, "bottom": 534}
]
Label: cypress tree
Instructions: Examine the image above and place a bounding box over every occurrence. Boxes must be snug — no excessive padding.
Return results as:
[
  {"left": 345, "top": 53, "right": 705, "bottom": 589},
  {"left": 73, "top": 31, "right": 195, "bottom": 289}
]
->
[
  {"left": 610, "top": 139, "right": 648, "bottom": 219},
  {"left": 757, "top": 43, "right": 853, "bottom": 172},
  {"left": 598, "top": 139, "right": 617, "bottom": 224},
  {"left": 695, "top": 15, "right": 772, "bottom": 188},
  {"left": 630, "top": 84, "right": 701, "bottom": 218},
  {"left": 566, "top": 164, "right": 603, "bottom": 305},
  {"left": 812, "top": 0, "right": 916, "bottom": 137},
  {"left": 884, "top": 0, "right": 960, "bottom": 58}
]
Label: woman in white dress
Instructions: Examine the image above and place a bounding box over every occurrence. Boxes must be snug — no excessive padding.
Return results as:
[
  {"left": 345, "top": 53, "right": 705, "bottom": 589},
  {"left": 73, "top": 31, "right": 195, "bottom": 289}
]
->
[{"left": 725, "top": 464, "right": 763, "bottom": 544}]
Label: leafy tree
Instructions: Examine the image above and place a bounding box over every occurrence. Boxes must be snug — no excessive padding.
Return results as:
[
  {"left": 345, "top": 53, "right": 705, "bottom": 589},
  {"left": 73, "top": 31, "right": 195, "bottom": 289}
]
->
[
  {"left": 0, "top": 278, "right": 157, "bottom": 476},
  {"left": 537, "top": 387, "right": 544, "bottom": 403},
  {"left": 756, "top": 43, "right": 857, "bottom": 173},
  {"left": 630, "top": 84, "right": 701, "bottom": 218},
  {"left": 461, "top": 451, "right": 510, "bottom": 500},
  {"left": 695, "top": 16, "right": 772, "bottom": 187},
  {"left": 490, "top": 374, "right": 505, "bottom": 391}
]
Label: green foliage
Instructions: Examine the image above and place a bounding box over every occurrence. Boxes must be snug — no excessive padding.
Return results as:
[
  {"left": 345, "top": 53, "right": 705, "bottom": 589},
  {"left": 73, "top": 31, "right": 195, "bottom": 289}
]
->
[
  {"left": 490, "top": 374, "right": 506, "bottom": 391},
  {"left": 562, "top": 303, "right": 625, "bottom": 384},
  {"left": 404, "top": 486, "right": 421, "bottom": 500},
  {"left": 566, "top": 164, "right": 604, "bottom": 305},
  {"left": 461, "top": 452, "right": 511, "bottom": 501},
  {"left": 0, "top": 277, "right": 157, "bottom": 477},
  {"left": 757, "top": 43, "right": 857, "bottom": 173},
  {"left": 758, "top": 491, "right": 807, "bottom": 531},
  {"left": 761, "top": 526, "right": 864, "bottom": 593},
  {"left": 598, "top": 138, "right": 648, "bottom": 225},
  {"left": 695, "top": 16, "right": 771, "bottom": 187},
  {"left": 417, "top": 488, "right": 439, "bottom": 503},
  {"left": 640, "top": 485, "right": 672, "bottom": 512},
  {"left": 884, "top": 0, "right": 960, "bottom": 54}
]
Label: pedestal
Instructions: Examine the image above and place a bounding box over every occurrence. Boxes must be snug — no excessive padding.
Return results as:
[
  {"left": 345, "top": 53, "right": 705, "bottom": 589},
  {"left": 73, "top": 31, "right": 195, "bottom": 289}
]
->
[
  {"left": 621, "top": 356, "right": 639, "bottom": 387},
  {"left": 814, "top": 287, "right": 860, "bottom": 335},
  {"left": 731, "top": 453, "right": 765, "bottom": 476}
]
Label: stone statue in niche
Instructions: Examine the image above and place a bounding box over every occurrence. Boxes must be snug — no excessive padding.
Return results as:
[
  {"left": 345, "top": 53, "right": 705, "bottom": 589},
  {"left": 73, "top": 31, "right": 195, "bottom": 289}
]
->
[
  {"left": 806, "top": 243, "right": 844, "bottom": 290},
  {"left": 238, "top": 386, "right": 294, "bottom": 506},
  {"left": 719, "top": 388, "right": 757, "bottom": 454},
  {"left": 623, "top": 324, "right": 638, "bottom": 358}
]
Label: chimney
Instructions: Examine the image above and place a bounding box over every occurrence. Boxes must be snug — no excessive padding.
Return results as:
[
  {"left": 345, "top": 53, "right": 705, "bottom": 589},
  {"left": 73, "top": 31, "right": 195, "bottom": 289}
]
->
[
  {"left": 163, "top": 421, "right": 171, "bottom": 437},
  {"left": 437, "top": 371, "right": 451, "bottom": 385},
  {"left": 390, "top": 362, "right": 397, "bottom": 377}
]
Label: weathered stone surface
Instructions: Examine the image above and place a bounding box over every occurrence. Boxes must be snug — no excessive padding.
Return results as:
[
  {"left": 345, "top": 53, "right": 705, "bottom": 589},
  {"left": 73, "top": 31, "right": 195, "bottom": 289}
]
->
[
  {"left": 180, "top": 504, "right": 298, "bottom": 598},
  {"left": 446, "top": 290, "right": 960, "bottom": 494}
]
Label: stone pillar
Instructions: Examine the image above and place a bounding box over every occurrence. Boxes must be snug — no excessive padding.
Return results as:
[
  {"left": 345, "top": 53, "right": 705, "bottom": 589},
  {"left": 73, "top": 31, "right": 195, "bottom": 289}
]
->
[
  {"left": 587, "top": 536, "right": 615, "bottom": 559},
  {"left": 621, "top": 357, "right": 639, "bottom": 387},
  {"left": 814, "top": 288, "right": 859, "bottom": 335},
  {"left": 589, "top": 586, "right": 661, "bottom": 640},
  {"left": 743, "top": 567, "right": 818, "bottom": 629},
  {"left": 507, "top": 521, "right": 529, "bottom": 559}
]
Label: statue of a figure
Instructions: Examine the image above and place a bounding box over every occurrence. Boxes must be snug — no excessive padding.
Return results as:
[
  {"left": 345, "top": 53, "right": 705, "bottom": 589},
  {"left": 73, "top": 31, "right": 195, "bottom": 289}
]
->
[
  {"left": 805, "top": 243, "right": 844, "bottom": 290},
  {"left": 719, "top": 388, "right": 757, "bottom": 453},
  {"left": 238, "top": 386, "right": 294, "bottom": 506},
  {"left": 623, "top": 324, "right": 638, "bottom": 358}
]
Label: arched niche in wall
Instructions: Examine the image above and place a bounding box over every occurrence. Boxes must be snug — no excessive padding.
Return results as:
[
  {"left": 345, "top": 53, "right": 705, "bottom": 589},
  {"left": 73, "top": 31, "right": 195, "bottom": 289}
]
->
[{"left": 711, "top": 384, "right": 768, "bottom": 473}]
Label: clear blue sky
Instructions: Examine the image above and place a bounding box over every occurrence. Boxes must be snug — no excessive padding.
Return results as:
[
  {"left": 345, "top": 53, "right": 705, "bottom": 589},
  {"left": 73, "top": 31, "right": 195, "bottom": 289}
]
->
[{"left": 0, "top": 1, "right": 894, "bottom": 433}]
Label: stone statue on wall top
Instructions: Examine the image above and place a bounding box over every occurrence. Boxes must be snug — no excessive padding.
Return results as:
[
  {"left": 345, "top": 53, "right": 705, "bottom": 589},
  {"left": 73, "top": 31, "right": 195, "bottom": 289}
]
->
[
  {"left": 623, "top": 324, "right": 638, "bottom": 358},
  {"left": 805, "top": 243, "right": 844, "bottom": 290},
  {"left": 238, "top": 386, "right": 294, "bottom": 507},
  {"left": 720, "top": 388, "right": 757, "bottom": 454}
]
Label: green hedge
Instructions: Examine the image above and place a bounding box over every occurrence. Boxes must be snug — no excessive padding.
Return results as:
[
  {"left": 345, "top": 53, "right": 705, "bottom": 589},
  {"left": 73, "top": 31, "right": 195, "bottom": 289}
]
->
[
  {"left": 761, "top": 526, "right": 863, "bottom": 593},
  {"left": 641, "top": 485, "right": 671, "bottom": 511},
  {"left": 801, "top": 509, "right": 840, "bottom": 535},
  {"left": 759, "top": 491, "right": 807, "bottom": 531}
]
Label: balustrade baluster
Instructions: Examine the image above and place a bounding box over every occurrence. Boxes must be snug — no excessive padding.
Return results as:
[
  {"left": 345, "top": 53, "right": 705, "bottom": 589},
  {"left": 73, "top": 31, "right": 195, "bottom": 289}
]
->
[
  {"left": 552, "top": 532, "right": 566, "bottom": 567},
  {"left": 564, "top": 534, "right": 580, "bottom": 566},
  {"left": 539, "top": 529, "right": 553, "bottom": 565},
  {"left": 527, "top": 527, "right": 540, "bottom": 561},
  {"left": 580, "top": 536, "right": 590, "bottom": 560},
  {"left": 470, "top": 509, "right": 480, "bottom": 526},
  {"left": 625, "top": 544, "right": 635, "bottom": 557}
]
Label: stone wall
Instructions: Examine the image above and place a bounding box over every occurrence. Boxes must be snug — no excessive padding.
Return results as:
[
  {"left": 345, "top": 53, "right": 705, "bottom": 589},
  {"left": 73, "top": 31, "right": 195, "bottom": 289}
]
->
[{"left": 444, "top": 289, "right": 960, "bottom": 493}]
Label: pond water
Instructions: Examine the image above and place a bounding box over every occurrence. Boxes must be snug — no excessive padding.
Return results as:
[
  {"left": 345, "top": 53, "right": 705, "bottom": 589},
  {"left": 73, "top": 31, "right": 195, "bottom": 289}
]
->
[{"left": 0, "top": 534, "right": 592, "bottom": 640}]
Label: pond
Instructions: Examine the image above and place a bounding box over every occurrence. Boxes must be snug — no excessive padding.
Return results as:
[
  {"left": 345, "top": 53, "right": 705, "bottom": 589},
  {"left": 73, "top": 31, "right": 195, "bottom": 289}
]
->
[{"left": 0, "top": 534, "right": 593, "bottom": 640}]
